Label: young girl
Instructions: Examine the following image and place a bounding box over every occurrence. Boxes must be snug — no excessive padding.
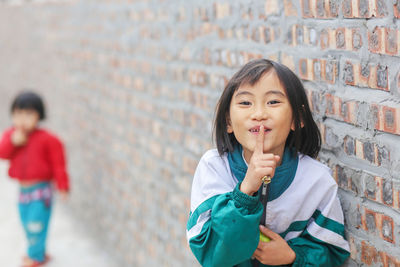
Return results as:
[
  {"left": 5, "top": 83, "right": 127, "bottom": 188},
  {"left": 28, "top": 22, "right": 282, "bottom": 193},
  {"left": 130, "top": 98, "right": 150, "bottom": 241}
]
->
[
  {"left": 0, "top": 91, "right": 69, "bottom": 267},
  {"left": 186, "top": 59, "right": 350, "bottom": 266}
]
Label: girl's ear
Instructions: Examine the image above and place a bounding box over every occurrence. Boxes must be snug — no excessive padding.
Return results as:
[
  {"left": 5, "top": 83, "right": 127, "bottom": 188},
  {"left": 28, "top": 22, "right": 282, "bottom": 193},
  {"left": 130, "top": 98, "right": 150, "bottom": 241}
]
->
[
  {"left": 226, "top": 115, "right": 233, "bottom": 133},
  {"left": 291, "top": 105, "right": 306, "bottom": 130},
  {"left": 291, "top": 111, "right": 305, "bottom": 130},
  {"left": 290, "top": 120, "right": 295, "bottom": 131},
  {"left": 290, "top": 120, "right": 304, "bottom": 131}
]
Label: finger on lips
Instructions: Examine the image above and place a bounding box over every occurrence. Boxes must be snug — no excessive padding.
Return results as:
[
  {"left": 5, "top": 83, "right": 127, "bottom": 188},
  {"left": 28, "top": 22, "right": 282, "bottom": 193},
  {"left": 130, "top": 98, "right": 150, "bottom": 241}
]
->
[{"left": 255, "top": 125, "right": 265, "bottom": 154}]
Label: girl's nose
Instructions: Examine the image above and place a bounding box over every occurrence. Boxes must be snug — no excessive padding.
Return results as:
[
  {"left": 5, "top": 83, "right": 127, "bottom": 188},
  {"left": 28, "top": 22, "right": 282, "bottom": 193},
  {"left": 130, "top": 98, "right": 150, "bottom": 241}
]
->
[{"left": 251, "top": 106, "right": 267, "bottom": 120}]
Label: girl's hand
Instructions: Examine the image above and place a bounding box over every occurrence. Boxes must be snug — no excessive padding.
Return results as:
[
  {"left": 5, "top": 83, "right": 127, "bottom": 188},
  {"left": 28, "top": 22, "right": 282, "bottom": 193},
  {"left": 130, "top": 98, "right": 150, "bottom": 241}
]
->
[
  {"left": 11, "top": 129, "right": 27, "bottom": 146},
  {"left": 253, "top": 225, "right": 296, "bottom": 265},
  {"left": 240, "top": 125, "right": 280, "bottom": 195},
  {"left": 58, "top": 191, "right": 69, "bottom": 202}
]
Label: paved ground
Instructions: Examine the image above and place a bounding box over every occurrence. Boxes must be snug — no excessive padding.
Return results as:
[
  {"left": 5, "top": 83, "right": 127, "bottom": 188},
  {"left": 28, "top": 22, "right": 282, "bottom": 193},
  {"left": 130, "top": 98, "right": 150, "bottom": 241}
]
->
[{"left": 0, "top": 162, "right": 118, "bottom": 267}]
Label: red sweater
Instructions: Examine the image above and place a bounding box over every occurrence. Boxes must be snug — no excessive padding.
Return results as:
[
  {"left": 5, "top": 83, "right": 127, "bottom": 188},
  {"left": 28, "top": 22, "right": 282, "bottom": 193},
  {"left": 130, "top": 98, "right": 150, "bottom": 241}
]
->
[{"left": 0, "top": 127, "right": 69, "bottom": 191}]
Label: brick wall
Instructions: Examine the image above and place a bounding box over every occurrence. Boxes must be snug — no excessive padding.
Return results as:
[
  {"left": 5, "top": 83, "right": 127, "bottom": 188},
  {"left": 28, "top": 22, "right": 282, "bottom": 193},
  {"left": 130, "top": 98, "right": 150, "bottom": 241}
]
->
[{"left": 0, "top": 0, "right": 399, "bottom": 266}]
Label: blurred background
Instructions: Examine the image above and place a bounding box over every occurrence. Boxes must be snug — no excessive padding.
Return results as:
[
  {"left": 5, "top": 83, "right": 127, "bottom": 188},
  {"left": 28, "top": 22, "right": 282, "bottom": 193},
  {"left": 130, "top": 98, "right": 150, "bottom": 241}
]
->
[{"left": 0, "top": 0, "right": 399, "bottom": 266}]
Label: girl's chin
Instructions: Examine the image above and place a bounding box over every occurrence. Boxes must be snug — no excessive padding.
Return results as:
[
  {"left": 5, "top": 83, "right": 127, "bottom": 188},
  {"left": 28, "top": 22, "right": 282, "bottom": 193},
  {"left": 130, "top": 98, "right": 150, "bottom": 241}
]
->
[{"left": 23, "top": 127, "right": 37, "bottom": 133}]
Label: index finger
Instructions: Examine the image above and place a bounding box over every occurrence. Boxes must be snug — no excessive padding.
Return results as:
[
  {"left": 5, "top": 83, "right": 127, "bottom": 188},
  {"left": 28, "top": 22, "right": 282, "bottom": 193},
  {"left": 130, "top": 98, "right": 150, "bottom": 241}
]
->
[{"left": 254, "top": 125, "right": 265, "bottom": 155}]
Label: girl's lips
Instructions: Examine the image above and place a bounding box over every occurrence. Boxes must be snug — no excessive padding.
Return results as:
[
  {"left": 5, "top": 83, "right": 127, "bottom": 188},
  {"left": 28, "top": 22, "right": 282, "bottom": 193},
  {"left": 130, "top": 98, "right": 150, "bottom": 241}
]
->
[{"left": 249, "top": 126, "right": 271, "bottom": 134}]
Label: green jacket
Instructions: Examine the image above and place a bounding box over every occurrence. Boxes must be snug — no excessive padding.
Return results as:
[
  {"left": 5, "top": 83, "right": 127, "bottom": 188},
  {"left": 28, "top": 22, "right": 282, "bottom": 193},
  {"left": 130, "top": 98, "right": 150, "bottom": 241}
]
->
[{"left": 186, "top": 147, "right": 350, "bottom": 266}]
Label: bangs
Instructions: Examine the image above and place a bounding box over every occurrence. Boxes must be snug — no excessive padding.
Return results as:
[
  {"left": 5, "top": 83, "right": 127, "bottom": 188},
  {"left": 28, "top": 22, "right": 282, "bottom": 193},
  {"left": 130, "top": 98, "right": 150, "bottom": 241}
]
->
[{"left": 11, "top": 91, "right": 46, "bottom": 120}]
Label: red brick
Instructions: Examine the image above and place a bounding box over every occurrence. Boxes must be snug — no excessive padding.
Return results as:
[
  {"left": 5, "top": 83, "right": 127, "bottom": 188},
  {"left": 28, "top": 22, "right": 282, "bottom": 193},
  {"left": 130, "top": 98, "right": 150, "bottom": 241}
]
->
[
  {"left": 149, "top": 141, "right": 163, "bottom": 157},
  {"left": 240, "top": 4, "right": 254, "bottom": 20},
  {"left": 365, "top": 176, "right": 379, "bottom": 201},
  {"left": 369, "top": 27, "right": 400, "bottom": 56},
  {"left": 182, "top": 156, "right": 197, "bottom": 175},
  {"left": 164, "top": 147, "right": 178, "bottom": 167},
  {"left": 371, "top": 104, "right": 400, "bottom": 135},
  {"left": 215, "top": 2, "right": 230, "bottom": 19},
  {"left": 300, "top": 0, "right": 338, "bottom": 18},
  {"left": 320, "top": 29, "right": 329, "bottom": 50},
  {"left": 342, "top": 0, "right": 353, "bottom": 17},
  {"left": 382, "top": 106, "right": 398, "bottom": 134},
  {"left": 301, "top": 0, "right": 313, "bottom": 18},
  {"left": 349, "top": 236, "right": 357, "bottom": 260},
  {"left": 299, "top": 58, "right": 337, "bottom": 83},
  {"left": 344, "top": 136, "right": 355, "bottom": 156},
  {"left": 337, "top": 165, "right": 352, "bottom": 190},
  {"left": 284, "top": 0, "right": 298, "bottom": 16},
  {"left": 361, "top": 206, "right": 396, "bottom": 244},
  {"left": 325, "top": 94, "right": 335, "bottom": 115},
  {"left": 189, "top": 70, "right": 208, "bottom": 87},
  {"left": 368, "top": 27, "right": 383, "bottom": 53},
  {"left": 260, "top": 26, "right": 276, "bottom": 44},
  {"left": 344, "top": 61, "right": 355, "bottom": 85},
  {"left": 379, "top": 252, "right": 400, "bottom": 267},
  {"left": 288, "top": 25, "right": 298, "bottom": 46},
  {"left": 335, "top": 28, "right": 346, "bottom": 49},
  {"left": 323, "top": 93, "right": 359, "bottom": 124},
  {"left": 209, "top": 73, "right": 227, "bottom": 89},
  {"left": 385, "top": 28, "right": 398, "bottom": 55},
  {"left": 342, "top": 59, "right": 390, "bottom": 91},
  {"left": 378, "top": 215, "right": 394, "bottom": 243},
  {"left": 264, "top": 0, "right": 279, "bottom": 15},
  {"left": 361, "top": 241, "right": 379, "bottom": 265},
  {"left": 281, "top": 53, "right": 295, "bottom": 72},
  {"left": 342, "top": 101, "right": 357, "bottom": 123},
  {"left": 365, "top": 141, "right": 383, "bottom": 166},
  {"left": 395, "top": 0, "right": 400, "bottom": 18},
  {"left": 315, "top": 0, "right": 325, "bottom": 18},
  {"left": 352, "top": 28, "right": 363, "bottom": 50}
]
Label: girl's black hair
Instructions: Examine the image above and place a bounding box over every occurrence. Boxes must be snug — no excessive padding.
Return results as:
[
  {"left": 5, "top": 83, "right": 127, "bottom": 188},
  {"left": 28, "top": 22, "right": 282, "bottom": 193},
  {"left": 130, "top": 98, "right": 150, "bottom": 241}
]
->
[
  {"left": 213, "top": 59, "right": 321, "bottom": 158},
  {"left": 11, "top": 91, "right": 46, "bottom": 120}
]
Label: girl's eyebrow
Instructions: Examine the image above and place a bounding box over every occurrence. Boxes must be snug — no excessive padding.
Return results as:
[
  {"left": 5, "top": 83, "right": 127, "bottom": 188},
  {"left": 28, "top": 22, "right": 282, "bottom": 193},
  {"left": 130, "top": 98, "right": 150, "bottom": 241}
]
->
[
  {"left": 234, "top": 91, "right": 253, "bottom": 97},
  {"left": 234, "top": 90, "right": 286, "bottom": 97}
]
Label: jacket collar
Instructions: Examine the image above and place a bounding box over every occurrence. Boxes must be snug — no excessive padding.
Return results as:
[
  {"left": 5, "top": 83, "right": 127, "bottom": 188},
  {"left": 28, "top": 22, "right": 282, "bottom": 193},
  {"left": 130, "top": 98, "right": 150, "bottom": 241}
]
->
[{"left": 227, "top": 145, "right": 299, "bottom": 201}]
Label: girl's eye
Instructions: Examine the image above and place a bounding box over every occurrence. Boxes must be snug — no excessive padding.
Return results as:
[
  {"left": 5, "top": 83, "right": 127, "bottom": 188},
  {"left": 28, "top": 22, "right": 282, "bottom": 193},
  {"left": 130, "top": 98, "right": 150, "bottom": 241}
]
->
[
  {"left": 268, "top": 100, "right": 280, "bottom": 105},
  {"left": 239, "top": 101, "right": 251, "bottom": 106}
]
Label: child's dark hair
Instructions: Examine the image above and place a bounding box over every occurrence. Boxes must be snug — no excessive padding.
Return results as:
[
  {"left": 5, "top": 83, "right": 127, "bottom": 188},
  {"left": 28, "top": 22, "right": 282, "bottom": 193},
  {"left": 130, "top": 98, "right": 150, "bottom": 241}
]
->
[
  {"left": 11, "top": 91, "right": 46, "bottom": 120},
  {"left": 213, "top": 59, "right": 321, "bottom": 158}
]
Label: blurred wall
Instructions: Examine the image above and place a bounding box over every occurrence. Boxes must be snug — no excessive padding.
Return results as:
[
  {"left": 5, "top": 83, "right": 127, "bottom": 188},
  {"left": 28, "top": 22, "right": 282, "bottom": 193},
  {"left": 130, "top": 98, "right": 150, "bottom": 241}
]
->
[{"left": 0, "top": 0, "right": 399, "bottom": 266}]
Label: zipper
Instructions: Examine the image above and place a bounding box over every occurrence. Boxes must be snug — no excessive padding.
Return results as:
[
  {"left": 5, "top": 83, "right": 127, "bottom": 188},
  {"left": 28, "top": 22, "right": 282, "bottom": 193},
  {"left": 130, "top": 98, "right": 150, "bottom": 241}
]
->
[
  {"left": 260, "top": 176, "right": 270, "bottom": 225},
  {"left": 252, "top": 176, "right": 272, "bottom": 267}
]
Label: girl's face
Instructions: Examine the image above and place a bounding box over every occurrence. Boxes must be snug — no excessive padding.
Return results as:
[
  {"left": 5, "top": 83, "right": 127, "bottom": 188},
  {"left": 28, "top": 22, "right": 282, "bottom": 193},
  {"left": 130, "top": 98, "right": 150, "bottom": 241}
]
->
[
  {"left": 227, "top": 70, "right": 294, "bottom": 163},
  {"left": 12, "top": 109, "right": 40, "bottom": 133}
]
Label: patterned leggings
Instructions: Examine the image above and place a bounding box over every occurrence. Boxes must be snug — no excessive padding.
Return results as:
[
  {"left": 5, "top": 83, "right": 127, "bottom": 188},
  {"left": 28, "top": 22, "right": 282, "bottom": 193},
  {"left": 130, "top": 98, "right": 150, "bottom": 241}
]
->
[{"left": 18, "top": 182, "right": 52, "bottom": 262}]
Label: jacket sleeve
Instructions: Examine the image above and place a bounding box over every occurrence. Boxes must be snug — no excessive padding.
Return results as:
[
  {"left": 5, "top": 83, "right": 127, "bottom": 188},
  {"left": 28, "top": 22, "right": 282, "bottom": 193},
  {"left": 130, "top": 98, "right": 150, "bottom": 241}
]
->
[
  {"left": 287, "top": 183, "right": 350, "bottom": 266},
  {"left": 288, "top": 233, "right": 350, "bottom": 267},
  {"left": 48, "top": 135, "right": 70, "bottom": 192},
  {"left": 0, "top": 129, "right": 17, "bottom": 159},
  {"left": 186, "top": 154, "right": 263, "bottom": 267}
]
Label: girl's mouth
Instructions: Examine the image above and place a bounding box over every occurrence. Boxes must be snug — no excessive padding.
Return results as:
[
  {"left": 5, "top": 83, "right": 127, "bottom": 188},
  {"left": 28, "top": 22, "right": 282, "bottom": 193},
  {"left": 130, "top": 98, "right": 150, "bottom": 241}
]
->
[{"left": 249, "top": 126, "right": 271, "bottom": 134}]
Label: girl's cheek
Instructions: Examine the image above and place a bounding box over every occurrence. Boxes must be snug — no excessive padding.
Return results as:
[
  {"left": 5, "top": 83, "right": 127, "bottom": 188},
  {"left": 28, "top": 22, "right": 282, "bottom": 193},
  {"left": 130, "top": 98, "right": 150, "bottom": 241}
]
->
[
  {"left": 27, "top": 120, "right": 38, "bottom": 130},
  {"left": 12, "top": 118, "right": 23, "bottom": 129},
  {"left": 21, "top": 117, "right": 38, "bottom": 132}
]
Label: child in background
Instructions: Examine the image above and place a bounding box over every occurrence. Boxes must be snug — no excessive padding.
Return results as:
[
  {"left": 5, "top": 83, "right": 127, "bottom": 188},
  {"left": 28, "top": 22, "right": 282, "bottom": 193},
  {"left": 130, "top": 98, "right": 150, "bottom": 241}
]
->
[
  {"left": 0, "top": 91, "right": 69, "bottom": 267},
  {"left": 186, "top": 59, "right": 350, "bottom": 266}
]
